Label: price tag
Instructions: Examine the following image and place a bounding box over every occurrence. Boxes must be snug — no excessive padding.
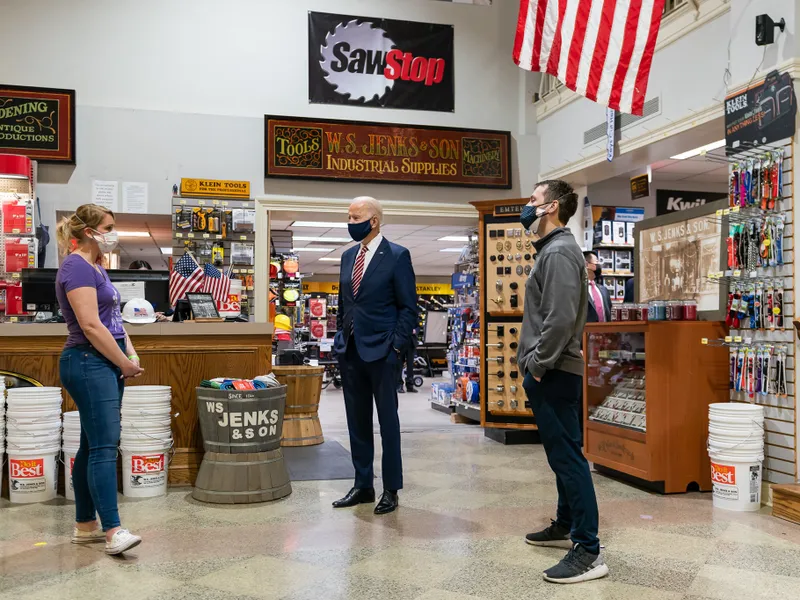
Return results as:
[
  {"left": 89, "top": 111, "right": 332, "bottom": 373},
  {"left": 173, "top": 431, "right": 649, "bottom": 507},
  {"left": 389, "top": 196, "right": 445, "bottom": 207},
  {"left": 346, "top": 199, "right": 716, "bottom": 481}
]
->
[
  {"left": 215, "top": 234, "right": 223, "bottom": 239},
  {"left": 734, "top": 336, "right": 743, "bottom": 343},
  {"left": 248, "top": 269, "right": 254, "bottom": 274},
  {"left": 240, "top": 235, "right": 247, "bottom": 241},
  {"left": 731, "top": 206, "right": 740, "bottom": 213},
  {"left": 203, "top": 233, "right": 210, "bottom": 239},
  {"left": 9, "top": 317, "right": 18, "bottom": 323},
  {"left": 243, "top": 202, "right": 250, "bottom": 208},
  {"left": 12, "top": 228, "right": 20, "bottom": 234},
  {"left": 222, "top": 201, "right": 229, "bottom": 206},
  {"left": 188, "top": 233, "right": 195, "bottom": 238},
  {"left": 247, "top": 286, "right": 255, "bottom": 291},
  {"left": 701, "top": 338, "right": 709, "bottom": 345},
  {"left": 750, "top": 270, "right": 758, "bottom": 278},
  {"left": 716, "top": 209, "right": 724, "bottom": 217},
  {"left": 722, "top": 209, "right": 731, "bottom": 215},
  {"left": 180, "top": 199, "right": 187, "bottom": 205},
  {"left": 733, "top": 270, "right": 742, "bottom": 277},
  {"left": 724, "top": 336, "right": 733, "bottom": 343},
  {"left": 11, "top": 273, "right": 19, "bottom": 279},
  {"left": 198, "top": 200, "right": 206, "bottom": 206},
  {"left": 212, "top": 200, "right": 220, "bottom": 205},
  {"left": 176, "top": 233, "right": 183, "bottom": 238}
]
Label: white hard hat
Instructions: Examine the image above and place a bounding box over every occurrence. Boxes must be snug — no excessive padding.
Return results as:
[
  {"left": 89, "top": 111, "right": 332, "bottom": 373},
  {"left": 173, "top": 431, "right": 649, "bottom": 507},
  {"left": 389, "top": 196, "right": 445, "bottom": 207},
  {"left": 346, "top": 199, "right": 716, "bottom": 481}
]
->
[{"left": 122, "top": 298, "right": 157, "bottom": 324}]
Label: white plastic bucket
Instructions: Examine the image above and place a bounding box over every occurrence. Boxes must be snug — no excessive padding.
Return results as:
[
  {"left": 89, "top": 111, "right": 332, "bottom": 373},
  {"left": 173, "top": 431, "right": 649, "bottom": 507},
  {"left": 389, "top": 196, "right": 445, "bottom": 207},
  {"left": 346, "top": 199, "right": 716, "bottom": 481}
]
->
[
  {"left": 120, "top": 408, "right": 171, "bottom": 419},
  {"left": 120, "top": 441, "right": 170, "bottom": 498},
  {"left": 6, "top": 432, "right": 61, "bottom": 446},
  {"left": 7, "top": 446, "right": 59, "bottom": 503},
  {"left": 7, "top": 419, "right": 62, "bottom": 431},
  {"left": 5, "top": 408, "right": 62, "bottom": 420},
  {"left": 63, "top": 447, "right": 78, "bottom": 501},
  {"left": 709, "top": 452, "right": 763, "bottom": 512}
]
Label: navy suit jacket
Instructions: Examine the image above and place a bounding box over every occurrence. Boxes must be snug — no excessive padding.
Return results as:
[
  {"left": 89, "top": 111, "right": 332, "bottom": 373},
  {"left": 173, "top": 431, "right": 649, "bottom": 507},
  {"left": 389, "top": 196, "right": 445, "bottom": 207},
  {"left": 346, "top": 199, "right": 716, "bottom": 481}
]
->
[
  {"left": 334, "top": 237, "right": 417, "bottom": 363},
  {"left": 586, "top": 281, "right": 612, "bottom": 323}
]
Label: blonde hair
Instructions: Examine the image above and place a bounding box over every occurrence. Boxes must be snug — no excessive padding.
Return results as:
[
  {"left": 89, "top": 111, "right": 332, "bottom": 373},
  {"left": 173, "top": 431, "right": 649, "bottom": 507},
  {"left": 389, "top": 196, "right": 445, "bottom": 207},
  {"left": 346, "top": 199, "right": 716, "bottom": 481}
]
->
[{"left": 56, "top": 204, "right": 114, "bottom": 255}]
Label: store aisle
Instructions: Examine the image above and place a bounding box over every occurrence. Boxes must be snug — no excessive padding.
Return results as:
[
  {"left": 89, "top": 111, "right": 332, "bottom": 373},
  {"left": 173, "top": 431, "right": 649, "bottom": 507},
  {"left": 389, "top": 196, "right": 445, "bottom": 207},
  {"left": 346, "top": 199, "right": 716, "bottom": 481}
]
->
[
  {"left": 2, "top": 430, "right": 800, "bottom": 600},
  {"left": 318, "top": 375, "right": 474, "bottom": 436}
]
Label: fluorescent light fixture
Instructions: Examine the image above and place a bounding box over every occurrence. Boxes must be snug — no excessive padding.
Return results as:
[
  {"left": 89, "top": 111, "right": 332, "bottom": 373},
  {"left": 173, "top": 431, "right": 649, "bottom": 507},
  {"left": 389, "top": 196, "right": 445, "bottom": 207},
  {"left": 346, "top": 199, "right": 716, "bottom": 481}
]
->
[
  {"left": 292, "top": 221, "right": 348, "bottom": 229},
  {"left": 438, "top": 235, "right": 470, "bottom": 242},
  {"left": 319, "top": 257, "right": 342, "bottom": 262},
  {"left": 439, "top": 247, "right": 466, "bottom": 253},
  {"left": 670, "top": 139, "right": 725, "bottom": 160},
  {"left": 116, "top": 231, "right": 151, "bottom": 238},
  {"left": 292, "top": 236, "right": 352, "bottom": 243},
  {"left": 160, "top": 247, "right": 173, "bottom": 255},
  {"left": 292, "top": 247, "right": 335, "bottom": 252}
]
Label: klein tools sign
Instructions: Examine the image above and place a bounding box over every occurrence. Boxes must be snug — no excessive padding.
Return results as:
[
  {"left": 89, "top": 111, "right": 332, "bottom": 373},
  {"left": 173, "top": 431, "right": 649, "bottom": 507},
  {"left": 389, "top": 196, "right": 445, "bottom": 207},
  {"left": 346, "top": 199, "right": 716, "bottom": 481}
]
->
[
  {"left": 309, "top": 12, "right": 454, "bottom": 112},
  {"left": 180, "top": 178, "right": 251, "bottom": 199},
  {"left": 265, "top": 115, "right": 511, "bottom": 189},
  {"left": 0, "top": 85, "right": 75, "bottom": 163}
]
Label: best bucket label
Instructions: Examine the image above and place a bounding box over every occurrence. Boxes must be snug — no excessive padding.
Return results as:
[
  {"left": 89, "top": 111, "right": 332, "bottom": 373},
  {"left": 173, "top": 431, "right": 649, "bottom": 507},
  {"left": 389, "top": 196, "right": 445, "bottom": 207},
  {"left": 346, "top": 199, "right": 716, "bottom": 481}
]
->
[
  {"left": 9, "top": 458, "right": 47, "bottom": 493},
  {"left": 710, "top": 461, "right": 738, "bottom": 500},
  {"left": 130, "top": 454, "right": 166, "bottom": 488}
]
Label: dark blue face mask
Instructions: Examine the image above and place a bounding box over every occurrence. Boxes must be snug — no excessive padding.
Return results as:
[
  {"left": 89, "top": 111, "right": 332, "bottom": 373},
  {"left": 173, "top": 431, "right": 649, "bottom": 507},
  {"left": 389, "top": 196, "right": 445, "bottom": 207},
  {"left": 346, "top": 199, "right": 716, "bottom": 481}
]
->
[
  {"left": 520, "top": 205, "right": 537, "bottom": 230},
  {"left": 348, "top": 218, "right": 373, "bottom": 242}
]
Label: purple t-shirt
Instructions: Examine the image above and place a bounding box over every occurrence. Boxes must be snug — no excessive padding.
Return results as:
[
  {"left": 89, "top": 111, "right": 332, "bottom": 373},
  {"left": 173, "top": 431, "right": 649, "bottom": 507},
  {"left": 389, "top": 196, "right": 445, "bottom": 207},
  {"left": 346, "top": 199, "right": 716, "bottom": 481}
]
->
[{"left": 56, "top": 254, "right": 125, "bottom": 348}]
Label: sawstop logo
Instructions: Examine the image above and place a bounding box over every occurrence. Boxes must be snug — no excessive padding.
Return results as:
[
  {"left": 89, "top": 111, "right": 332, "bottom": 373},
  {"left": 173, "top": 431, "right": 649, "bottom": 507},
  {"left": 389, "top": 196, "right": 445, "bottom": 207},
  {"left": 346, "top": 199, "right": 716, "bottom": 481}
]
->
[{"left": 319, "top": 19, "right": 447, "bottom": 102}]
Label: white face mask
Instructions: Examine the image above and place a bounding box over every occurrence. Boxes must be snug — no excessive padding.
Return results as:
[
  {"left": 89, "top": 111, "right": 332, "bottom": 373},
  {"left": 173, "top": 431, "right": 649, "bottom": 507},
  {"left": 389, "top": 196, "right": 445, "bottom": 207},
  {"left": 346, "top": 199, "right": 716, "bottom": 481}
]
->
[{"left": 91, "top": 229, "right": 119, "bottom": 253}]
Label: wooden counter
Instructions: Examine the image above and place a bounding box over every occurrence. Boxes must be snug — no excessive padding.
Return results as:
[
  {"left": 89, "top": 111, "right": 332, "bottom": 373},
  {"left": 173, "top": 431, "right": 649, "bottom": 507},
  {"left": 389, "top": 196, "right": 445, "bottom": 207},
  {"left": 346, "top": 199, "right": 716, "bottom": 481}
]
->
[{"left": 0, "top": 322, "right": 273, "bottom": 486}]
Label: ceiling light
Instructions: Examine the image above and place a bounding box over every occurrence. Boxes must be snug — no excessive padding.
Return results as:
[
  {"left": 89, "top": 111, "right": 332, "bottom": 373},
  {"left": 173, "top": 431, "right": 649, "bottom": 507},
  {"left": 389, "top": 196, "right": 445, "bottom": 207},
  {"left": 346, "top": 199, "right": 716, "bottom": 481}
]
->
[
  {"left": 160, "top": 247, "right": 173, "bottom": 255},
  {"left": 319, "top": 257, "right": 342, "bottom": 262},
  {"left": 116, "top": 231, "right": 151, "bottom": 238},
  {"left": 670, "top": 139, "right": 725, "bottom": 160},
  {"left": 292, "top": 236, "right": 352, "bottom": 243},
  {"left": 291, "top": 221, "right": 348, "bottom": 229},
  {"left": 439, "top": 247, "right": 466, "bottom": 253},
  {"left": 292, "top": 247, "right": 335, "bottom": 252},
  {"left": 438, "top": 236, "right": 470, "bottom": 242}
]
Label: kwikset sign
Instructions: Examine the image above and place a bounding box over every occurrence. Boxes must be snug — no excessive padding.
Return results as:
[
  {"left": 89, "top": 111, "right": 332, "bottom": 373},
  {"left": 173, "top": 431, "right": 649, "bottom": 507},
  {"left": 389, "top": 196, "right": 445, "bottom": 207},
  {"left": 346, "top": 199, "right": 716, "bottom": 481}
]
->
[
  {"left": 265, "top": 115, "right": 511, "bottom": 189},
  {"left": 656, "top": 189, "right": 728, "bottom": 216}
]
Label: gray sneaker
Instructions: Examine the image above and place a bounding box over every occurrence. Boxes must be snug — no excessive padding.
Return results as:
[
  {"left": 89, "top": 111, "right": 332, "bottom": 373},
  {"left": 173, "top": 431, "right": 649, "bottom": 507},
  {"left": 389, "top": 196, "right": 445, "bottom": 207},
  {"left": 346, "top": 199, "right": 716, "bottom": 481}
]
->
[
  {"left": 525, "top": 520, "right": 572, "bottom": 549},
  {"left": 543, "top": 544, "right": 609, "bottom": 584}
]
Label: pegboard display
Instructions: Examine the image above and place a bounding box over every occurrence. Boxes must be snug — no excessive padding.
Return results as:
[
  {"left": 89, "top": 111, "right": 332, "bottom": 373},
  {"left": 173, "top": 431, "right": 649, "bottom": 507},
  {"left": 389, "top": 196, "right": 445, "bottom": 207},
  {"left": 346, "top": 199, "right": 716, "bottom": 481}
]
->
[
  {"left": 715, "top": 138, "right": 796, "bottom": 485},
  {"left": 484, "top": 321, "right": 531, "bottom": 416},
  {"left": 485, "top": 223, "right": 535, "bottom": 315}
]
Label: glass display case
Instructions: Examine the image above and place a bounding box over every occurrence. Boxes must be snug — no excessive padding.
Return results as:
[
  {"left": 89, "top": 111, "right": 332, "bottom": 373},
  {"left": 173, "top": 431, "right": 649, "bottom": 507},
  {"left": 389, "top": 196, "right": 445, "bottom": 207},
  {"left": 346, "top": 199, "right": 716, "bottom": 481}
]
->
[
  {"left": 586, "top": 330, "right": 647, "bottom": 433},
  {"left": 583, "top": 321, "right": 729, "bottom": 493}
]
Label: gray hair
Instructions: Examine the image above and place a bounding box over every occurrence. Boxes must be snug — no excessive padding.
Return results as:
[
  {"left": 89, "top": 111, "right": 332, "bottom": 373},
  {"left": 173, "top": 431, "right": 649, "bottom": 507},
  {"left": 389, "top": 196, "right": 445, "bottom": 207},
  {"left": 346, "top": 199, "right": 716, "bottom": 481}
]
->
[{"left": 352, "top": 196, "right": 383, "bottom": 223}]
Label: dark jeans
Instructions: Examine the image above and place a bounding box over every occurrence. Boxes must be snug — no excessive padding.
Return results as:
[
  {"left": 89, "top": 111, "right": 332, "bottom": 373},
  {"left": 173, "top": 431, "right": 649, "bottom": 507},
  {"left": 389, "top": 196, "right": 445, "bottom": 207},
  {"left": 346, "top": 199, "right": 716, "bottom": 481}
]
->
[
  {"left": 523, "top": 370, "right": 600, "bottom": 554},
  {"left": 340, "top": 342, "right": 403, "bottom": 491},
  {"left": 60, "top": 341, "right": 125, "bottom": 531}
]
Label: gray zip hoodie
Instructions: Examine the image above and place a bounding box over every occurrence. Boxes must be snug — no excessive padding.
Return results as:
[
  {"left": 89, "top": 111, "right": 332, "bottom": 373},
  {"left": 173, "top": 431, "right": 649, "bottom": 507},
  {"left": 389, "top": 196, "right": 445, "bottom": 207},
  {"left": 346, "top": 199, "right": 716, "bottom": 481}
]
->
[{"left": 517, "top": 227, "right": 587, "bottom": 379}]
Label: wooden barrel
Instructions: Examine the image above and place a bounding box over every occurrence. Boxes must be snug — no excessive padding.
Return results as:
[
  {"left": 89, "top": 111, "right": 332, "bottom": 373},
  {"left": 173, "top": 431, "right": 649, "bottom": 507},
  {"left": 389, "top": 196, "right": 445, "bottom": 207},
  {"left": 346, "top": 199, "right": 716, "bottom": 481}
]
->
[
  {"left": 272, "top": 366, "right": 325, "bottom": 447},
  {"left": 196, "top": 386, "right": 286, "bottom": 454},
  {"left": 192, "top": 449, "right": 292, "bottom": 504}
]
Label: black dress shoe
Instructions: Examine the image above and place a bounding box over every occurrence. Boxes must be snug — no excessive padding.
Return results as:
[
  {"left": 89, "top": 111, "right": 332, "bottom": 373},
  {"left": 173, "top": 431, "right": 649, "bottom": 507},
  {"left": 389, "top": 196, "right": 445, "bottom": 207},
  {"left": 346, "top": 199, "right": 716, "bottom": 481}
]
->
[
  {"left": 374, "top": 490, "right": 399, "bottom": 515},
  {"left": 406, "top": 386, "right": 418, "bottom": 393},
  {"left": 397, "top": 386, "right": 406, "bottom": 394},
  {"left": 332, "top": 487, "right": 375, "bottom": 508}
]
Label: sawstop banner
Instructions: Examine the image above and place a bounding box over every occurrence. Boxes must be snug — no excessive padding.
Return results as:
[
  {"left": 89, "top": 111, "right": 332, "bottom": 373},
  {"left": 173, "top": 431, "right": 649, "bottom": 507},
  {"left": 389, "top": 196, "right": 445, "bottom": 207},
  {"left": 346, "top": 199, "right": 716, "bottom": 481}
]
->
[
  {"left": 265, "top": 115, "right": 511, "bottom": 188},
  {"left": 308, "top": 12, "right": 455, "bottom": 112}
]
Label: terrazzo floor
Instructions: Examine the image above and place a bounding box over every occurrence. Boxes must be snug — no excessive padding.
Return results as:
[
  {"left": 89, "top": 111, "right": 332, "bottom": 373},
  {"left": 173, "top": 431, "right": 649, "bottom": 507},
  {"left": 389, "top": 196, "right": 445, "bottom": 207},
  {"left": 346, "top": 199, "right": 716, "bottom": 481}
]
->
[{"left": 1, "top": 384, "right": 799, "bottom": 599}]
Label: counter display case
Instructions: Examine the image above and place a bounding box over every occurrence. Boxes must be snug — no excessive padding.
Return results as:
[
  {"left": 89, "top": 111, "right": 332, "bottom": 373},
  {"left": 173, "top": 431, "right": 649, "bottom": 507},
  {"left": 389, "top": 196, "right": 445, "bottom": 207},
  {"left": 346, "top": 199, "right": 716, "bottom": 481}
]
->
[{"left": 583, "top": 321, "right": 729, "bottom": 493}]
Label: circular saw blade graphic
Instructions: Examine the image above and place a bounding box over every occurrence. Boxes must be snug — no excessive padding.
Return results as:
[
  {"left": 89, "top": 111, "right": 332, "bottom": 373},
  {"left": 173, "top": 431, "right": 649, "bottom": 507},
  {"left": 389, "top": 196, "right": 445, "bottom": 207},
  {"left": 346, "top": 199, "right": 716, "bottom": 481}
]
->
[{"left": 319, "top": 19, "right": 396, "bottom": 103}]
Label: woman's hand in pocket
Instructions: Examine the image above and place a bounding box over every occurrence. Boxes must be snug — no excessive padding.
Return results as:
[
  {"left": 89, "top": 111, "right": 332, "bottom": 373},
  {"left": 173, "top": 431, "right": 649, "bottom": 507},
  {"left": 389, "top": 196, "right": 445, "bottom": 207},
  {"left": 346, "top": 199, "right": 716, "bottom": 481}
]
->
[{"left": 121, "top": 359, "right": 144, "bottom": 379}]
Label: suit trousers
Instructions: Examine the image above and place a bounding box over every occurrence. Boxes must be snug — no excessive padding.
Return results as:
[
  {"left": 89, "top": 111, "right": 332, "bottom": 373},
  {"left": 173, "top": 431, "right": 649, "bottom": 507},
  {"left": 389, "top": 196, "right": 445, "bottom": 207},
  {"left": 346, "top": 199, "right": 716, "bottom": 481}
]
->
[
  {"left": 340, "top": 342, "right": 403, "bottom": 491},
  {"left": 523, "top": 370, "right": 600, "bottom": 554}
]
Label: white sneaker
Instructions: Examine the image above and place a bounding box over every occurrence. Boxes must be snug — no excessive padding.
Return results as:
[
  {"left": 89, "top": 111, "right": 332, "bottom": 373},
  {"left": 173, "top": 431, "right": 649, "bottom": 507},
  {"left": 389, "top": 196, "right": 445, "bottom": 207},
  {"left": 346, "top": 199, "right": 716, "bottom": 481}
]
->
[
  {"left": 72, "top": 527, "right": 105, "bottom": 544},
  {"left": 105, "top": 529, "right": 142, "bottom": 555}
]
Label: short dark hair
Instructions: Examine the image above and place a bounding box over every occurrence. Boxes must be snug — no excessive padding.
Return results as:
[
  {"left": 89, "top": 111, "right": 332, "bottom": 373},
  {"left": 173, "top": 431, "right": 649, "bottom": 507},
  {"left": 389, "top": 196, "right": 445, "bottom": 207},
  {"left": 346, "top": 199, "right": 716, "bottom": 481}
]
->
[
  {"left": 583, "top": 251, "right": 598, "bottom": 262},
  {"left": 128, "top": 260, "right": 152, "bottom": 270},
  {"left": 535, "top": 180, "right": 579, "bottom": 225}
]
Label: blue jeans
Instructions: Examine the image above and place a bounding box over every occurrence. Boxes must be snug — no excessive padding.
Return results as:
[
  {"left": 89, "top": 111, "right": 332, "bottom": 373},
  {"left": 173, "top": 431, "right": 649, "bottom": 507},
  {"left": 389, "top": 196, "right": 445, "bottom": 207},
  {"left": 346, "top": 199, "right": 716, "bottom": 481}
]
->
[
  {"left": 523, "top": 370, "right": 600, "bottom": 554},
  {"left": 60, "top": 341, "right": 124, "bottom": 531}
]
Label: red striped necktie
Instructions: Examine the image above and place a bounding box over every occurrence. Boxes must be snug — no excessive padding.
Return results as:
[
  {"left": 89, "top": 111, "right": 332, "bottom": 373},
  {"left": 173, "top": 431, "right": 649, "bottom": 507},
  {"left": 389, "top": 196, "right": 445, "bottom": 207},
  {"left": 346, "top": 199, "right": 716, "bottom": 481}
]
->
[{"left": 352, "top": 245, "right": 368, "bottom": 296}]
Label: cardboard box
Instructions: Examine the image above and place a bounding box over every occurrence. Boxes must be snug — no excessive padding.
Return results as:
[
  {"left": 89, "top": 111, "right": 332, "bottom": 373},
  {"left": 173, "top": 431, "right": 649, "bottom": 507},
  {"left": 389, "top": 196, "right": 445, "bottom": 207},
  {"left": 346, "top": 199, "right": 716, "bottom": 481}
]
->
[
  {"left": 626, "top": 222, "right": 636, "bottom": 246},
  {"left": 614, "top": 278, "right": 626, "bottom": 301},
  {"left": 597, "top": 249, "right": 615, "bottom": 271},
  {"left": 600, "top": 220, "right": 614, "bottom": 245},
  {"left": 614, "top": 250, "right": 633, "bottom": 274},
  {"left": 612, "top": 221, "right": 627, "bottom": 245}
]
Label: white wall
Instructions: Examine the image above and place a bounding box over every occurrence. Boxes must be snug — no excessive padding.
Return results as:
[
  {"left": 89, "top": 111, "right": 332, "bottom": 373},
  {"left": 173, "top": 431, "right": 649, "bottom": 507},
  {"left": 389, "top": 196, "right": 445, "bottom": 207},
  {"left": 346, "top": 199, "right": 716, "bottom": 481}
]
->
[{"left": 0, "top": 0, "right": 534, "bottom": 265}]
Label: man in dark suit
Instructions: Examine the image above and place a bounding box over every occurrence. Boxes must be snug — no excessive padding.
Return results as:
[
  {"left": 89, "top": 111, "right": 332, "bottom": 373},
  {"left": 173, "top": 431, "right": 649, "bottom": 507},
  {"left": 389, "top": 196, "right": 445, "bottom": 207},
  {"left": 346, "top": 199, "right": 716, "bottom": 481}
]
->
[
  {"left": 583, "top": 251, "right": 611, "bottom": 323},
  {"left": 332, "top": 196, "right": 417, "bottom": 515},
  {"left": 624, "top": 277, "right": 635, "bottom": 303}
]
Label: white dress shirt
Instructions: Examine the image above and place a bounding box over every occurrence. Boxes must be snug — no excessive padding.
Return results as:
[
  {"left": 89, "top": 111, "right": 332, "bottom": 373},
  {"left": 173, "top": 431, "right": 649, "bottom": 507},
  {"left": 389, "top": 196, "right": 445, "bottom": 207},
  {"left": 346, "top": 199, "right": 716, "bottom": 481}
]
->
[{"left": 352, "top": 232, "right": 384, "bottom": 279}]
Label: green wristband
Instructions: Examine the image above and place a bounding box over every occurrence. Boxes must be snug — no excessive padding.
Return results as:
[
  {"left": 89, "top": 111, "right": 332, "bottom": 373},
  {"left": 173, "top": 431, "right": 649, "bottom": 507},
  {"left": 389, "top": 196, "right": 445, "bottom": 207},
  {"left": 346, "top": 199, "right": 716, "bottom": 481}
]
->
[{"left": 129, "top": 355, "right": 139, "bottom": 361}]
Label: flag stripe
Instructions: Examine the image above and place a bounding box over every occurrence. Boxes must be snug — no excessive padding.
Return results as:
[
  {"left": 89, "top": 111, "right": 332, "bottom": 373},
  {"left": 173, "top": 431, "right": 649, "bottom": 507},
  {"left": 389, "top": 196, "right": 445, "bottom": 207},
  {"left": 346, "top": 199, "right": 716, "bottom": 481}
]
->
[
  {"left": 631, "top": 0, "right": 665, "bottom": 115},
  {"left": 607, "top": 0, "right": 642, "bottom": 109},
  {"left": 514, "top": 0, "right": 664, "bottom": 116}
]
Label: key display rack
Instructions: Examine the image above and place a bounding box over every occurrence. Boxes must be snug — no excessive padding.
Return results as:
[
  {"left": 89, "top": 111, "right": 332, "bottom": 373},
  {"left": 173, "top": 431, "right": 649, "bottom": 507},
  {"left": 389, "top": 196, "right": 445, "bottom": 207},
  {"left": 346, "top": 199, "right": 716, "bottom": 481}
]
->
[
  {"left": 0, "top": 155, "right": 37, "bottom": 323},
  {"left": 470, "top": 199, "right": 538, "bottom": 437},
  {"left": 172, "top": 195, "right": 257, "bottom": 317},
  {"left": 707, "top": 137, "right": 796, "bottom": 486}
]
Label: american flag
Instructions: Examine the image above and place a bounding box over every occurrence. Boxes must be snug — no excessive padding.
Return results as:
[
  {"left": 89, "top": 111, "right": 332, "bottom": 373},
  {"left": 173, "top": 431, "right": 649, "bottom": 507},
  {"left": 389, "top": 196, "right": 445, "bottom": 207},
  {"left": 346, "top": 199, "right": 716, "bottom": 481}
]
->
[
  {"left": 169, "top": 253, "right": 204, "bottom": 307},
  {"left": 202, "top": 263, "right": 232, "bottom": 305},
  {"left": 513, "top": 0, "right": 666, "bottom": 115}
]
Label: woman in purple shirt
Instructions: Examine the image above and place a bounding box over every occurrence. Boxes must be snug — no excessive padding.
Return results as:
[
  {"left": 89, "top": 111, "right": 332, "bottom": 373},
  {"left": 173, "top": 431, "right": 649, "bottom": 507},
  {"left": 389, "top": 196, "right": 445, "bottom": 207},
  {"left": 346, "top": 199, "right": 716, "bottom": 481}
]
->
[{"left": 56, "top": 204, "right": 144, "bottom": 556}]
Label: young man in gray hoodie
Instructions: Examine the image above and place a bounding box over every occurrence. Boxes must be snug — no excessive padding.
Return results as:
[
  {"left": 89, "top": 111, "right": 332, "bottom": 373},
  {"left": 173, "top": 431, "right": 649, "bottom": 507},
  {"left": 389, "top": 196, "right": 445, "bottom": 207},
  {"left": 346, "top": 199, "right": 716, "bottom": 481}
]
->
[{"left": 517, "top": 180, "right": 608, "bottom": 584}]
